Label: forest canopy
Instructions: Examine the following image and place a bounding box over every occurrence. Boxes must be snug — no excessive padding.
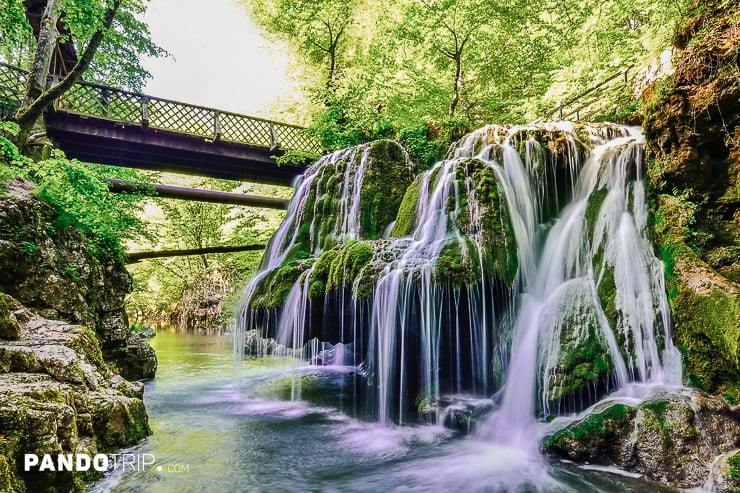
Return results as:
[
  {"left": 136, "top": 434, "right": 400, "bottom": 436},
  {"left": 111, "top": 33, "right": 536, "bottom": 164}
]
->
[{"left": 245, "top": 0, "right": 690, "bottom": 150}]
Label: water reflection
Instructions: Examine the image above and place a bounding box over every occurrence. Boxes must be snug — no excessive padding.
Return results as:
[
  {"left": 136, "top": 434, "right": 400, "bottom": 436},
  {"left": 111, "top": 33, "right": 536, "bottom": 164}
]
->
[{"left": 88, "top": 332, "right": 677, "bottom": 493}]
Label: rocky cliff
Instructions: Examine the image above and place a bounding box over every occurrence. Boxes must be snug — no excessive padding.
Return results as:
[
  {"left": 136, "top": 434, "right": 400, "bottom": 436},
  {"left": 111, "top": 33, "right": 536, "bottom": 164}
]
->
[
  {"left": 643, "top": 0, "right": 740, "bottom": 400},
  {"left": 0, "top": 176, "right": 156, "bottom": 492},
  {"left": 544, "top": 1, "right": 740, "bottom": 489},
  {"left": 0, "top": 177, "right": 156, "bottom": 381}
]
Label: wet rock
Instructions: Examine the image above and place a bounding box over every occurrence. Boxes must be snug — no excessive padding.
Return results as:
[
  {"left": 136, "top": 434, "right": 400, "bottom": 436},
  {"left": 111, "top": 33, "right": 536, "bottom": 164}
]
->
[
  {"left": 543, "top": 389, "right": 740, "bottom": 489},
  {"left": 418, "top": 395, "right": 494, "bottom": 433}
]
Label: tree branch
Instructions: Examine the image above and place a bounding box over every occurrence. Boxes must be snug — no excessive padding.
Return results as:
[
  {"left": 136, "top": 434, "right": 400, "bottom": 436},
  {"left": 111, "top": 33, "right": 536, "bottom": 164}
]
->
[{"left": 15, "top": 0, "right": 123, "bottom": 137}]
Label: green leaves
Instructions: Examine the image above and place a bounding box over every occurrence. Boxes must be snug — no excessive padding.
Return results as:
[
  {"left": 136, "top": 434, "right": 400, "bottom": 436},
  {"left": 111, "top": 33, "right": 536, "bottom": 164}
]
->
[
  {"left": 26, "top": 155, "right": 150, "bottom": 260},
  {"left": 0, "top": 0, "right": 163, "bottom": 91}
]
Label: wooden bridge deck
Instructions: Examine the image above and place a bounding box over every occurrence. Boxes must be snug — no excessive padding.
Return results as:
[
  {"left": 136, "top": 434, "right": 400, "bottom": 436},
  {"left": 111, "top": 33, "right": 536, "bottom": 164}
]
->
[{"left": 0, "top": 62, "right": 320, "bottom": 186}]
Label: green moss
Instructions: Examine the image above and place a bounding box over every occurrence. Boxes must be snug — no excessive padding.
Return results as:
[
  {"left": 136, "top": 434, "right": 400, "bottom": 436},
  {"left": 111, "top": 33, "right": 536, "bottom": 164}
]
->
[
  {"left": 547, "top": 319, "right": 615, "bottom": 402},
  {"left": 360, "top": 140, "right": 413, "bottom": 239},
  {"left": 390, "top": 177, "right": 421, "bottom": 238},
  {"left": 0, "top": 434, "right": 24, "bottom": 493},
  {"left": 596, "top": 268, "right": 619, "bottom": 336},
  {"left": 455, "top": 159, "right": 518, "bottom": 285},
  {"left": 249, "top": 256, "right": 315, "bottom": 309},
  {"left": 672, "top": 282, "right": 740, "bottom": 390},
  {"left": 435, "top": 239, "right": 479, "bottom": 286},
  {"left": 308, "top": 241, "right": 375, "bottom": 300},
  {"left": 585, "top": 188, "right": 609, "bottom": 234},
  {"left": 727, "top": 450, "right": 740, "bottom": 493},
  {"left": 543, "top": 403, "right": 635, "bottom": 449}
]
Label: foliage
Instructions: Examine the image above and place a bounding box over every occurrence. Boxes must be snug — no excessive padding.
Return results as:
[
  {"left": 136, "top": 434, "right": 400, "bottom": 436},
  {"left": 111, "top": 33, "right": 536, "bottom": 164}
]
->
[
  {"left": 0, "top": 134, "right": 149, "bottom": 261},
  {"left": 0, "top": 0, "right": 164, "bottom": 91},
  {"left": 244, "top": 0, "right": 691, "bottom": 145},
  {"left": 273, "top": 149, "right": 321, "bottom": 167}
]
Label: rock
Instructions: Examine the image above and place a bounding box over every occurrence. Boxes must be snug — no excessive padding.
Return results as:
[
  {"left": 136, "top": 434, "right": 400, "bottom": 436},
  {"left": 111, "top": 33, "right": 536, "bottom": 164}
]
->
[
  {"left": 418, "top": 395, "right": 494, "bottom": 433},
  {"left": 543, "top": 389, "right": 740, "bottom": 489},
  {"left": 0, "top": 295, "right": 151, "bottom": 492},
  {"left": 137, "top": 326, "right": 156, "bottom": 339},
  {"left": 0, "top": 293, "right": 20, "bottom": 340},
  {"left": 104, "top": 332, "right": 157, "bottom": 381},
  {"left": 643, "top": 0, "right": 740, "bottom": 395},
  {"left": 0, "top": 178, "right": 157, "bottom": 380}
]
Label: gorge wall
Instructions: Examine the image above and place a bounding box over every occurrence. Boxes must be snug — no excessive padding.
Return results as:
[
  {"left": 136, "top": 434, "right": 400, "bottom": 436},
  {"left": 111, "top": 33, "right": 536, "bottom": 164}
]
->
[{"left": 0, "top": 176, "right": 156, "bottom": 492}]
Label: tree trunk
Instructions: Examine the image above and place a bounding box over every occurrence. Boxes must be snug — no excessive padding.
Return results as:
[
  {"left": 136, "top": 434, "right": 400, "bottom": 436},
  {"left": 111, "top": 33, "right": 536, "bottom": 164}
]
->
[
  {"left": 15, "top": 0, "right": 123, "bottom": 149},
  {"left": 449, "top": 54, "right": 462, "bottom": 116},
  {"left": 23, "top": 0, "right": 60, "bottom": 106}
]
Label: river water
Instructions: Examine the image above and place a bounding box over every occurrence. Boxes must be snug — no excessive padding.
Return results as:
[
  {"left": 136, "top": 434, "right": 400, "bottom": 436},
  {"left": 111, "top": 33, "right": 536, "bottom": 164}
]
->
[{"left": 88, "top": 331, "right": 677, "bottom": 492}]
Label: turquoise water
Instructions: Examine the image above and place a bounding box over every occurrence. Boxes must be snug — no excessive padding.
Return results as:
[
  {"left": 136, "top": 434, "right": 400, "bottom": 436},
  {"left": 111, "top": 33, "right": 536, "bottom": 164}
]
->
[{"left": 88, "top": 331, "right": 676, "bottom": 492}]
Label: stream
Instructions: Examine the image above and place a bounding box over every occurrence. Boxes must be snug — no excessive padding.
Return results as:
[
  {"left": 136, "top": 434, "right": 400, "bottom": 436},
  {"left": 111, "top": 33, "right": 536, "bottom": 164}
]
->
[{"left": 88, "top": 330, "right": 677, "bottom": 492}]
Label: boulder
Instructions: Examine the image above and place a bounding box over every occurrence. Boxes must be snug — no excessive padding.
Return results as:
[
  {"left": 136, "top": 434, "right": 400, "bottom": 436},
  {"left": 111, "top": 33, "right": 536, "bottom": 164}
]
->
[{"left": 543, "top": 389, "right": 740, "bottom": 489}]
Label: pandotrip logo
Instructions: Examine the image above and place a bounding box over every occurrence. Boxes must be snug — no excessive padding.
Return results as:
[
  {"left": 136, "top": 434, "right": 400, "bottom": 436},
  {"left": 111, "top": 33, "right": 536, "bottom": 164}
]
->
[{"left": 23, "top": 453, "right": 191, "bottom": 474}]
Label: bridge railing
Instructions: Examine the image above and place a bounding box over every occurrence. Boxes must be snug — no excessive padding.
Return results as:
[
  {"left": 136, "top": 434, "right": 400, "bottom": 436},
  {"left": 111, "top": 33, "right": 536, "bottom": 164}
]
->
[
  {"left": 0, "top": 62, "right": 26, "bottom": 120},
  {"left": 533, "top": 65, "right": 634, "bottom": 123},
  {"left": 0, "top": 61, "right": 321, "bottom": 153}
]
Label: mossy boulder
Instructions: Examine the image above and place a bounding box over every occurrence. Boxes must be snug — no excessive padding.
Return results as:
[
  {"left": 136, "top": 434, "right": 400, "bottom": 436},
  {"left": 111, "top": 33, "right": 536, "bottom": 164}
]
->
[
  {"left": 544, "top": 319, "right": 614, "bottom": 412},
  {"left": 0, "top": 292, "right": 20, "bottom": 340},
  {"left": 544, "top": 390, "right": 740, "bottom": 489}
]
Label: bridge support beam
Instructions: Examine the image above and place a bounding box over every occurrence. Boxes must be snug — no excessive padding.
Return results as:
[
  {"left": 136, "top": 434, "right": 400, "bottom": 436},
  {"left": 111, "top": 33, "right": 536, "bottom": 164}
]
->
[
  {"left": 126, "top": 244, "right": 265, "bottom": 264},
  {"left": 105, "top": 179, "right": 289, "bottom": 209}
]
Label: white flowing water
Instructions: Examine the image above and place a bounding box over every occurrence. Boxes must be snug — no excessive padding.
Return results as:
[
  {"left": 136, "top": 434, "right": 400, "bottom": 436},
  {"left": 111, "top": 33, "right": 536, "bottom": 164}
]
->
[
  {"left": 236, "top": 122, "right": 682, "bottom": 449},
  {"left": 487, "top": 124, "right": 681, "bottom": 451}
]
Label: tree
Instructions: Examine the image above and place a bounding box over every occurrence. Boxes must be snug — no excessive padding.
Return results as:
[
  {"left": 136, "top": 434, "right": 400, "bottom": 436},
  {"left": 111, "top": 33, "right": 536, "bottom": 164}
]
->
[
  {"left": 2, "top": 0, "right": 162, "bottom": 148},
  {"left": 247, "top": 0, "right": 356, "bottom": 87},
  {"left": 399, "top": 0, "right": 492, "bottom": 116},
  {"left": 126, "top": 178, "right": 289, "bottom": 329}
]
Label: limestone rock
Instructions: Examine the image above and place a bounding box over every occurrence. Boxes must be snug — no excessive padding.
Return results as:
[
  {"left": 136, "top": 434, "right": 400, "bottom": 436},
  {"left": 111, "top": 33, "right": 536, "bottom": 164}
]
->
[
  {"left": 0, "top": 177, "right": 156, "bottom": 379},
  {"left": 0, "top": 296, "right": 151, "bottom": 492},
  {"left": 543, "top": 389, "right": 740, "bottom": 489},
  {"left": 0, "top": 293, "right": 20, "bottom": 340}
]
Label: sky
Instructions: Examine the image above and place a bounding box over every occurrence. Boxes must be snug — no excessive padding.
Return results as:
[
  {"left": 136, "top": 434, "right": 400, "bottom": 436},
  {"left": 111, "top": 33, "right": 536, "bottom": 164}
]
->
[{"left": 140, "top": 0, "right": 294, "bottom": 119}]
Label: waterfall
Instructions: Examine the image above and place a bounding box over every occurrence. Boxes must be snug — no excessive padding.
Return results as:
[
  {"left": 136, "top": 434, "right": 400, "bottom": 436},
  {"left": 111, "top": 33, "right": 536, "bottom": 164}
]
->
[
  {"left": 235, "top": 123, "right": 681, "bottom": 436},
  {"left": 490, "top": 124, "right": 682, "bottom": 449}
]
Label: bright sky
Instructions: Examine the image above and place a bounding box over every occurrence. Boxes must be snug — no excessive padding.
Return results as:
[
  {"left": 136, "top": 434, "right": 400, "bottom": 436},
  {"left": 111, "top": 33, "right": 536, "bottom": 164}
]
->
[{"left": 141, "top": 0, "right": 293, "bottom": 119}]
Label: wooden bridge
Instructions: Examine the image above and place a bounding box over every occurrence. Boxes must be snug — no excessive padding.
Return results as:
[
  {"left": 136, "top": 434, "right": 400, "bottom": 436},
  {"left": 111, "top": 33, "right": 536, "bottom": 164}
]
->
[{"left": 0, "top": 61, "right": 320, "bottom": 186}]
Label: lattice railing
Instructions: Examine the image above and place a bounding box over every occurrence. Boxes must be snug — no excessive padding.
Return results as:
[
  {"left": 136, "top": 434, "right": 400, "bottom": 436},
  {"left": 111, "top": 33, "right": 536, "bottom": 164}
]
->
[
  {"left": 0, "top": 61, "right": 321, "bottom": 153},
  {"left": 0, "top": 62, "right": 27, "bottom": 119}
]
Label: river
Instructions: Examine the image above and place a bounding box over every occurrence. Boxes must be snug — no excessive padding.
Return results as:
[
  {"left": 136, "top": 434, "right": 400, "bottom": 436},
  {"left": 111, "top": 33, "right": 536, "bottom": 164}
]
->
[{"left": 88, "top": 331, "right": 677, "bottom": 492}]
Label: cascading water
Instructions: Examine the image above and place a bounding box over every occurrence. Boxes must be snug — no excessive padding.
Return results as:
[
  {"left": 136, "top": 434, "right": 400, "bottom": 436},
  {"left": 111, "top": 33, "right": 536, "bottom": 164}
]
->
[
  {"left": 486, "top": 124, "right": 682, "bottom": 451},
  {"left": 235, "top": 123, "right": 681, "bottom": 442}
]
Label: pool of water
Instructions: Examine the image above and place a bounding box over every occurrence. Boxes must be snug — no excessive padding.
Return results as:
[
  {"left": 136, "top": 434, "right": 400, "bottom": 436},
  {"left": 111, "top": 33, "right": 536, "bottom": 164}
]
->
[{"left": 88, "top": 332, "right": 677, "bottom": 492}]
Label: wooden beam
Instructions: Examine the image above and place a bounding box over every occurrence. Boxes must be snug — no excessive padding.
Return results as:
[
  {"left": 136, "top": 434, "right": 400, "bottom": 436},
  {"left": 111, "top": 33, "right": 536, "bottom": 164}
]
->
[
  {"left": 105, "top": 178, "right": 289, "bottom": 209},
  {"left": 126, "top": 244, "right": 265, "bottom": 264}
]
